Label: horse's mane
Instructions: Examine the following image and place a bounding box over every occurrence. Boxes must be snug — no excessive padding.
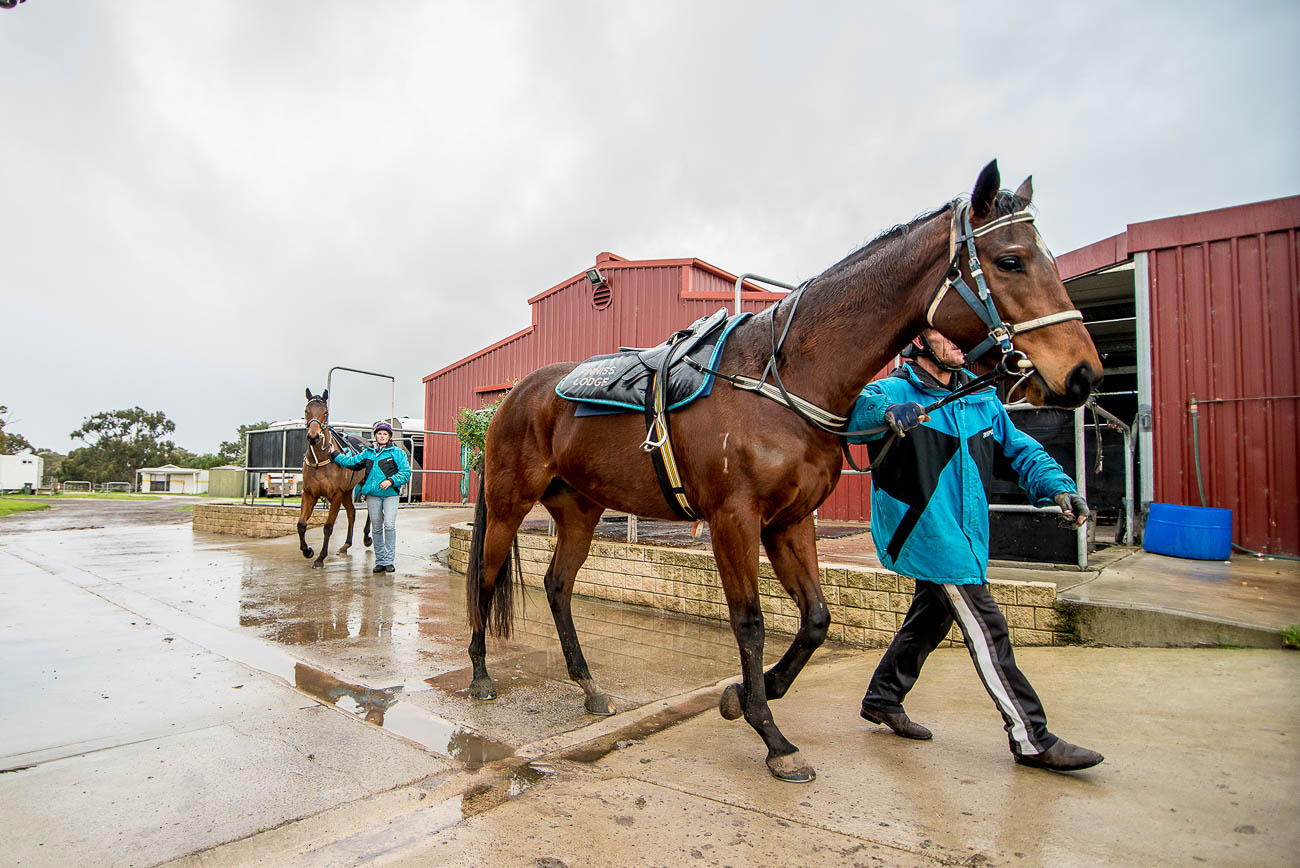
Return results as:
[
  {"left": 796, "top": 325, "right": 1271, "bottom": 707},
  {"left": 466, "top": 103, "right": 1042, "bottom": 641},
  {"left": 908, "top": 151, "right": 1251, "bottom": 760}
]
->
[
  {"left": 820, "top": 190, "right": 1031, "bottom": 280},
  {"left": 783, "top": 190, "right": 1032, "bottom": 331}
]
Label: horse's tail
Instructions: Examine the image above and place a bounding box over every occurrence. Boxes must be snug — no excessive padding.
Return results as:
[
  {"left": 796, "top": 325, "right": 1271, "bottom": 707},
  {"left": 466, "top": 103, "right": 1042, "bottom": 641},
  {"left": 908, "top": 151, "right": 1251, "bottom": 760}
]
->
[{"left": 465, "top": 472, "right": 522, "bottom": 638}]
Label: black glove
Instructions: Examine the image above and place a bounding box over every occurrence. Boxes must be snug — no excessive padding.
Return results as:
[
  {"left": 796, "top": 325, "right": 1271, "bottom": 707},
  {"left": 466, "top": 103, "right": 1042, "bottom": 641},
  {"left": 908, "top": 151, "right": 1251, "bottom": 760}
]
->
[
  {"left": 1053, "top": 491, "right": 1091, "bottom": 528},
  {"left": 883, "top": 402, "right": 927, "bottom": 437}
]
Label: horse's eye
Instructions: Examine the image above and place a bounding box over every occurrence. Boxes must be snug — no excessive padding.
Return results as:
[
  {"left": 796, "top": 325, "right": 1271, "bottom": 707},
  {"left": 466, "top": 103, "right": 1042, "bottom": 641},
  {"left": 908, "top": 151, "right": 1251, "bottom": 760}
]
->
[{"left": 996, "top": 256, "right": 1023, "bottom": 272}]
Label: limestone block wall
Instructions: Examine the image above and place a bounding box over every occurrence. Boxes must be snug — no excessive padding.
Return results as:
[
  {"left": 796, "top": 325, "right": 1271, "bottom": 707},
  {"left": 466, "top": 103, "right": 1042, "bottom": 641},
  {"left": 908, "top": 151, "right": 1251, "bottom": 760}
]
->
[
  {"left": 448, "top": 524, "right": 1071, "bottom": 648},
  {"left": 192, "top": 503, "right": 327, "bottom": 538}
]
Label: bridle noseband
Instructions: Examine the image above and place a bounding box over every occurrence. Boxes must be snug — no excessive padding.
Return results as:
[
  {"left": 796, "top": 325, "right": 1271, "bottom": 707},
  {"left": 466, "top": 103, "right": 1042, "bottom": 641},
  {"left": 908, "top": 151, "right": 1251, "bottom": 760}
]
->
[{"left": 925, "top": 199, "right": 1083, "bottom": 363}]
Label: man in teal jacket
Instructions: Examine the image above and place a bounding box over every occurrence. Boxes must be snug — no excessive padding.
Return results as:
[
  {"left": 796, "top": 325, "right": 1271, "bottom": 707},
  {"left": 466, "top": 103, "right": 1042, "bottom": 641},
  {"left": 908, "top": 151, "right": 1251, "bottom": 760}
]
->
[
  {"left": 331, "top": 421, "right": 411, "bottom": 573},
  {"left": 847, "top": 329, "right": 1102, "bottom": 772}
]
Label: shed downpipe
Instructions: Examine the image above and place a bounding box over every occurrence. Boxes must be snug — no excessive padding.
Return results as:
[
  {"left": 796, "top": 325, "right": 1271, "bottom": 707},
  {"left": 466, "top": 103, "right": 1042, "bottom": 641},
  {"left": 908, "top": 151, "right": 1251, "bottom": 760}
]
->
[{"left": 1189, "top": 394, "right": 1300, "bottom": 561}]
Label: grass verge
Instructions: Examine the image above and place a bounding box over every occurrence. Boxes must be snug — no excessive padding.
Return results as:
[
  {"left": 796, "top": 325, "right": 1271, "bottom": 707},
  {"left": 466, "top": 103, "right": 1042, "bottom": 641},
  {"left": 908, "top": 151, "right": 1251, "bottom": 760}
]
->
[{"left": 0, "top": 498, "right": 51, "bottom": 517}]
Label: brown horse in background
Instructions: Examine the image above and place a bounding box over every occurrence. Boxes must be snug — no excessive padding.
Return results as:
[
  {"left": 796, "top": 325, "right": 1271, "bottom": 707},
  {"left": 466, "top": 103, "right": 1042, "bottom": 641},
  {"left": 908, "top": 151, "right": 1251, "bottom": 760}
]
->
[
  {"left": 297, "top": 389, "right": 371, "bottom": 569},
  {"left": 465, "top": 161, "right": 1103, "bottom": 781}
]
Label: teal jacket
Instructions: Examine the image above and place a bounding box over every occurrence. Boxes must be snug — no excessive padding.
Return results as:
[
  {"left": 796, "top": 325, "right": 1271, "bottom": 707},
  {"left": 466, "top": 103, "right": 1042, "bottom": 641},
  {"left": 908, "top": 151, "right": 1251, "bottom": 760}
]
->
[
  {"left": 333, "top": 443, "right": 411, "bottom": 498},
  {"left": 846, "top": 363, "right": 1076, "bottom": 583}
]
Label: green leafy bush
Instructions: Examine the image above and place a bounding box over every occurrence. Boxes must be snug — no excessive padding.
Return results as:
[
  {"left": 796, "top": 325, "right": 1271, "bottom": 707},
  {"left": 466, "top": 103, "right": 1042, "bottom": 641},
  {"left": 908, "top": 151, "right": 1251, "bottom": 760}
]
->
[
  {"left": 1282, "top": 624, "right": 1300, "bottom": 649},
  {"left": 454, "top": 392, "right": 508, "bottom": 473}
]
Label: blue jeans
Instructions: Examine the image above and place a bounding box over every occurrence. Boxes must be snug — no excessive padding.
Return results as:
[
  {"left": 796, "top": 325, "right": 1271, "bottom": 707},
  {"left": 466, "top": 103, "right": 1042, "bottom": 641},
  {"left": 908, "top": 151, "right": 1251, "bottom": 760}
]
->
[{"left": 366, "top": 495, "right": 399, "bottom": 566}]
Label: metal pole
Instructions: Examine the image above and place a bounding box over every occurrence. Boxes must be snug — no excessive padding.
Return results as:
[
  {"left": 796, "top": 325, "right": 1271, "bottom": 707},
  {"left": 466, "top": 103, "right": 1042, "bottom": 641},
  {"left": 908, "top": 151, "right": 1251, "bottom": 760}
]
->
[
  {"left": 1074, "top": 406, "right": 1087, "bottom": 570},
  {"left": 1123, "top": 427, "right": 1135, "bottom": 545},
  {"left": 733, "top": 273, "right": 797, "bottom": 316},
  {"left": 280, "top": 430, "right": 287, "bottom": 508},
  {"left": 326, "top": 366, "right": 396, "bottom": 427},
  {"left": 1132, "top": 252, "right": 1155, "bottom": 512}
]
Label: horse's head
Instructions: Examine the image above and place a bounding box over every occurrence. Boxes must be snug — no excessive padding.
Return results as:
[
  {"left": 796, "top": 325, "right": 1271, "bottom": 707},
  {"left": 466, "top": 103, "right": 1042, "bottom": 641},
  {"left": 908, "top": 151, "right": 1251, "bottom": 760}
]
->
[
  {"left": 928, "top": 161, "right": 1102, "bottom": 407},
  {"left": 304, "top": 387, "right": 329, "bottom": 443}
]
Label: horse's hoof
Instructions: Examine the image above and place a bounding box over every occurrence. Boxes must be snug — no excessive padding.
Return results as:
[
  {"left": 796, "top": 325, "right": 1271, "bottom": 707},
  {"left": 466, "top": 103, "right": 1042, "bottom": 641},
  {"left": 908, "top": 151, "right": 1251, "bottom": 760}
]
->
[
  {"left": 469, "top": 678, "right": 496, "bottom": 701},
  {"left": 302, "top": 548, "right": 314, "bottom": 559},
  {"left": 766, "top": 751, "right": 816, "bottom": 783},
  {"left": 337, "top": 546, "right": 350, "bottom": 555},
  {"left": 719, "top": 684, "right": 743, "bottom": 721},
  {"left": 311, "top": 560, "right": 324, "bottom": 570},
  {"left": 584, "top": 693, "right": 616, "bottom": 716}
]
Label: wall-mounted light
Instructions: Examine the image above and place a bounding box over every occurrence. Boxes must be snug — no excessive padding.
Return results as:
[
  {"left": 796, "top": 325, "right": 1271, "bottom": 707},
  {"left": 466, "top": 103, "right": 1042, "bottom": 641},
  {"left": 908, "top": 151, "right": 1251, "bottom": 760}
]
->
[{"left": 585, "top": 268, "right": 607, "bottom": 287}]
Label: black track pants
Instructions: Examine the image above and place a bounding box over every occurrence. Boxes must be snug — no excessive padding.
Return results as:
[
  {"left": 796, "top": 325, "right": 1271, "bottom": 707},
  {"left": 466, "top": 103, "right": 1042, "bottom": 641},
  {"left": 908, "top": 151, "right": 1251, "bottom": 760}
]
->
[{"left": 862, "top": 580, "right": 1056, "bottom": 757}]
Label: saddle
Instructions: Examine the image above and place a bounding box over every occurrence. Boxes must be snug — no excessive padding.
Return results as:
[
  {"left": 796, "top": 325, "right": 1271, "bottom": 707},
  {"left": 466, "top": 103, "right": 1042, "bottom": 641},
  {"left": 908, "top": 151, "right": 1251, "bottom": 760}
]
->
[
  {"left": 329, "top": 428, "right": 369, "bottom": 455},
  {"left": 555, "top": 309, "right": 750, "bottom": 414},
  {"left": 556, "top": 308, "right": 751, "bottom": 521}
]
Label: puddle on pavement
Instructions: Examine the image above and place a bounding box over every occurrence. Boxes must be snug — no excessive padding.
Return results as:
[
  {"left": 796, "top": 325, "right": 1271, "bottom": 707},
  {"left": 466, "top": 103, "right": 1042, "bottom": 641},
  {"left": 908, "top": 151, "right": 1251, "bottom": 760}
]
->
[
  {"left": 288, "top": 660, "right": 513, "bottom": 768},
  {"left": 80, "top": 581, "right": 514, "bottom": 768}
]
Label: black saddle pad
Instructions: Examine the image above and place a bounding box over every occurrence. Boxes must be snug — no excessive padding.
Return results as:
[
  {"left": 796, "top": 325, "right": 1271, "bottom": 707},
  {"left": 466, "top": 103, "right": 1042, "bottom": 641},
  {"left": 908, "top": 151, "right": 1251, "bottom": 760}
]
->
[{"left": 555, "top": 309, "right": 750, "bottom": 413}]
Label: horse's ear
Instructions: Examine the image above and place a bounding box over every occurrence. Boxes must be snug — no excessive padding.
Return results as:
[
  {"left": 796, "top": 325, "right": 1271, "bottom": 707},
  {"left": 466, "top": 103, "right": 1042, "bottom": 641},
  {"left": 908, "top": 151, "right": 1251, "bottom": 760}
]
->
[
  {"left": 972, "top": 159, "right": 1000, "bottom": 219},
  {"left": 1014, "top": 175, "right": 1033, "bottom": 204},
  {"left": 322, "top": 389, "right": 328, "bottom": 403},
  {"left": 305, "top": 387, "right": 313, "bottom": 400}
]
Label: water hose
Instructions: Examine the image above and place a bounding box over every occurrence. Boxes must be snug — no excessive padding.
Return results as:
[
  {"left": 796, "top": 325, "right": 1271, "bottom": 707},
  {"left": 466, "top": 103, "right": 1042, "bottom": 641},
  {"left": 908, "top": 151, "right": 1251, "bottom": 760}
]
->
[{"left": 1190, "top": 397, "right": 1300, "bottom": 561}]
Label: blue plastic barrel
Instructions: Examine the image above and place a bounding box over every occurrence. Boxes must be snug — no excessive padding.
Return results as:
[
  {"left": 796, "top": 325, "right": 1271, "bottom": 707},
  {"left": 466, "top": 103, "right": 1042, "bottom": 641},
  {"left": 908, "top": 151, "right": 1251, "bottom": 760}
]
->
[{"left": 1143, "top": 503, "right": 1233, "bottom": 561}]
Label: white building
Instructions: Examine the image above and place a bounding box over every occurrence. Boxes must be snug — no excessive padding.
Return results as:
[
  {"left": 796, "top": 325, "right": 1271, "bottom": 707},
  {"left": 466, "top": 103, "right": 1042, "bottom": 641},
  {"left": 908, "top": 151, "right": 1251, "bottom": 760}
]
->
[
  {"left": 135, "top": 464, "right": 208, "bottom": 494},
  {"left": 0, "top": 451, "right": 44, "bottom": 492}
]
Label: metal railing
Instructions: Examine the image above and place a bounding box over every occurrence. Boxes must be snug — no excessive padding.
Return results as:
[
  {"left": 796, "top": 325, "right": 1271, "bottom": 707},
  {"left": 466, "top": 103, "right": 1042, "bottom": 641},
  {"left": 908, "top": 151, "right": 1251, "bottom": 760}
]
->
[{"left": 242, "top": 425, "right": 464, "bottom": 508}]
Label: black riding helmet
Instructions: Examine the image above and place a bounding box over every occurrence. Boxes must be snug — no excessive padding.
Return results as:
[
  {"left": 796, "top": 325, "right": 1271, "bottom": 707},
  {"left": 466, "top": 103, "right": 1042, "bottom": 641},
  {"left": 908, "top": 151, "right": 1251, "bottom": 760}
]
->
[{"left": 901, "top": 330, "right": 964, "bottom": 372}]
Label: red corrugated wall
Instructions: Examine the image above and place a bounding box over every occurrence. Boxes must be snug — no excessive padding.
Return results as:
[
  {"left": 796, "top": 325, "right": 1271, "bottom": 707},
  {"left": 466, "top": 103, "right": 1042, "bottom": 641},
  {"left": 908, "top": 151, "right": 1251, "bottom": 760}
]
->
[
  {"left": 422, "top": 252, "right": 878, "bottom": 518},
  {"left": 1142, "top": 198, "right": 1300, "bottom": 554}
]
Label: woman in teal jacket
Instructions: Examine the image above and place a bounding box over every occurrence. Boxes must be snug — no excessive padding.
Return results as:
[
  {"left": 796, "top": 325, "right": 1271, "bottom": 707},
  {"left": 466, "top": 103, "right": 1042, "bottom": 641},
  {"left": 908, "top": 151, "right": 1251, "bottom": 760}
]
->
[
  {"left": 331, "top": 421, "right": 411, "bottom": 573},
  {"left": 846, "top": 328, "right": 1102, "bottom": 773}
]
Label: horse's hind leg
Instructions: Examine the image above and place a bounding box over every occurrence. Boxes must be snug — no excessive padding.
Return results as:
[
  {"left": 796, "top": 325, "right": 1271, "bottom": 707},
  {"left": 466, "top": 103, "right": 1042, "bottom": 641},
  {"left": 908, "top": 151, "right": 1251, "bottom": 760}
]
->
[
  {"left": 297, "top": 493, "right": 319, "bottom": 559},
  {"left": 756, "top": 515, "right": 829, "bottom": 700},
  {"left": 338, "top": 498, "right": 356, "bottom": 555},
  {"left": 468, "top": 490, "right": 537, "bottom": 701},
  {"left": 313, "top": 498, "right": 343, "bottom": 568},
  {"left": 540, "top": 483, "right": 614, "bottom": 715},
  {"left": 712, "top": 509, "right": 815, "bottom": 782}
]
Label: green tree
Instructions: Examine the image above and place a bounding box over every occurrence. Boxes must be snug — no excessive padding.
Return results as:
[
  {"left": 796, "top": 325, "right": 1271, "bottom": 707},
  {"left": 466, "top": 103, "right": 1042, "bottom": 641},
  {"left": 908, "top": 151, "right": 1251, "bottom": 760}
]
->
[
  {"left": 218, "top": 421, "right": 271, "bottom": 466},
  {"left": 68, "top": 407, "right": 178, "bottom": 485},
  {"left": 164, "top": 447, "right": 225, "bottom": 470},
  {"left": 0, "top": 405, "right": 35, "bottom": 454}
]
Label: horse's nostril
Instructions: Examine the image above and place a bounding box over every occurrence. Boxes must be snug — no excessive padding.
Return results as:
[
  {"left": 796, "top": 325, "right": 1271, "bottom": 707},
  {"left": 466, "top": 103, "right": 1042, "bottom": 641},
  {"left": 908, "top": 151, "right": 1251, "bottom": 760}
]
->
[{"left": 1067, "top": 363, "right": 1097, "bottom": 399}]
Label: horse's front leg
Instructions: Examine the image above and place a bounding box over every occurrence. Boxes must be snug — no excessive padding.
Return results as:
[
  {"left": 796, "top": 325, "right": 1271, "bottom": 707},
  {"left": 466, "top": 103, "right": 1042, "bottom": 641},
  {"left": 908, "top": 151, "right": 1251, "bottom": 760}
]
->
[
  {"left": 297, "top": 492, "right": 319, "bottom": 559},
  {"left": 712, "top": 509, "right": 815, "bottom": 783},
  {"left": 312, "top": 498, "right": 342, "bottom": 568},
  {"left": 338, "top": 497, "right": 356, "bottom": 555},
  {"left": 758, "top": 515, "right": 830, "bottom": 700}
]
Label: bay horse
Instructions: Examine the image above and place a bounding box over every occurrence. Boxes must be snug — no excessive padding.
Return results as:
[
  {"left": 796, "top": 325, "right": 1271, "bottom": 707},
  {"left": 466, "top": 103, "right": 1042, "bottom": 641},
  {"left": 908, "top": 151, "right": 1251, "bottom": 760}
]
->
[
  {"left": 465, "top": 161, "right": 1103, "bottom": 781},
  {"left": 297, "top": 389, "right": 371, "bottom": 569}
]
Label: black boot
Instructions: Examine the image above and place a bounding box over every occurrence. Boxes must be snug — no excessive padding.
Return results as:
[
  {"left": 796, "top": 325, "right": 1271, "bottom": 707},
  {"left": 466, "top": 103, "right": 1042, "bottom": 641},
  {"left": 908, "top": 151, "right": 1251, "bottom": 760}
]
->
[
  {"left": 1015, "top": 738, "right": 1104, "bottom": 772},
  {"left": 373, "top": 564, "right": 387, "bottom": 574},
  {"left": 861, "top": 703, "right": 932, "bottom": 740}
]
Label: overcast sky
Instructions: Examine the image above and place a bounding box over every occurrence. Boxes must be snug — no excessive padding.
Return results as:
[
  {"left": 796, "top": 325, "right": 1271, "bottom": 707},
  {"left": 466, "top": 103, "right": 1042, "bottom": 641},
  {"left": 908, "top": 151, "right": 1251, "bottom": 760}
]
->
[{"left": 3, "top": 1, "right": 1297, "bottom": 456}]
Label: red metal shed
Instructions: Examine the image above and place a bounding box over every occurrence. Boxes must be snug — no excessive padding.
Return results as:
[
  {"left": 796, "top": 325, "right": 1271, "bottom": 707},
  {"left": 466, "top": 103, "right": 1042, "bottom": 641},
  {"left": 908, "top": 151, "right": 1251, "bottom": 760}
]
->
[
  {"left": 421, "top": 253, "right": 873, "bottom": 507},
  {"left": 1058, "top": 195, "right": 1300, "bottom": 556}
]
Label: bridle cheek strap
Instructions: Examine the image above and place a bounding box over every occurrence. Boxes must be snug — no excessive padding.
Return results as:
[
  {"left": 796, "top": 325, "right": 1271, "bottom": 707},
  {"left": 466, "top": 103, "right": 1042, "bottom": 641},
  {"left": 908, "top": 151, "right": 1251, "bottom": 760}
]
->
[{"left": 925, "top": 202, "right": 1082, "bottom": 362}]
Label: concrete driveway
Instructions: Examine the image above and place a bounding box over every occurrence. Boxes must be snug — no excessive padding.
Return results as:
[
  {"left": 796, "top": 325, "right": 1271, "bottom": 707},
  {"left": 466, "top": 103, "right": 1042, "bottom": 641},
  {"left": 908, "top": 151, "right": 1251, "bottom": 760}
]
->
[{"left": 1, "top": 496, "right": 1296, "bottom": 866}]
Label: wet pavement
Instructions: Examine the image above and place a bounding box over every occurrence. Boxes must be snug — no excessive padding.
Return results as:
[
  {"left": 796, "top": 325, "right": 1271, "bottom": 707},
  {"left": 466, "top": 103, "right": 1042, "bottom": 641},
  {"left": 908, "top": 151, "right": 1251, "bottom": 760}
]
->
[{"left": 1, "top": 497, "right": 1298, "bottom": 866}]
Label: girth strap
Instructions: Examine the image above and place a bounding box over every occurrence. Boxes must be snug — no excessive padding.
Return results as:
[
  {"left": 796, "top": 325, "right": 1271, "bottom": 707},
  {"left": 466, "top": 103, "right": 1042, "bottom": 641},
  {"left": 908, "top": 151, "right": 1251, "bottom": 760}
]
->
[{"left": 642, "top": 333, "right": 699, "bottom": 521}]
